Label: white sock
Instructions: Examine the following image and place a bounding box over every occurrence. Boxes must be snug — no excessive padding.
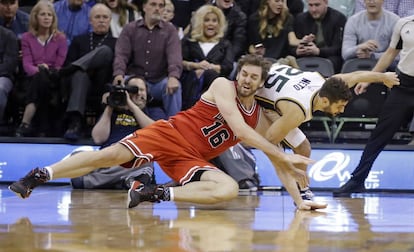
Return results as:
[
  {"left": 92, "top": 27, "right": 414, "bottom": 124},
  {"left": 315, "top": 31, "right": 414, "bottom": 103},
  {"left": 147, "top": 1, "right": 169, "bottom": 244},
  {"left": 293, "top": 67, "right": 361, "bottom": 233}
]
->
[{"left": 44, "top": 166, "right": 54, "bottom": 180}]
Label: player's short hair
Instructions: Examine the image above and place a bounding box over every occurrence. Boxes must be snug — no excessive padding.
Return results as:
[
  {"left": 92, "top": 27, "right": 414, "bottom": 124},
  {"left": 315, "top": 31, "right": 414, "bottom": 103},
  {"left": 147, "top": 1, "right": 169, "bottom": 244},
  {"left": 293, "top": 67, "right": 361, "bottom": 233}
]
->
[
  {"left": 319, "top": 77, "right": 353, "bottom": 103},
  {"left": 237, "top": 54, "right": 272, "bottom": 82}
]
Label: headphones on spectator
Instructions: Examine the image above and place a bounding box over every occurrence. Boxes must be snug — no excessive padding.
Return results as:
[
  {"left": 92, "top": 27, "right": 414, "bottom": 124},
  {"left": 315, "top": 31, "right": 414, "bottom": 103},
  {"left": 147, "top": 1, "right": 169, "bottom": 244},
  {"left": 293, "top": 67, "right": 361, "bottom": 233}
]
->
[{"left": 124, "top": 75, "right": 153, "bottom": 103}]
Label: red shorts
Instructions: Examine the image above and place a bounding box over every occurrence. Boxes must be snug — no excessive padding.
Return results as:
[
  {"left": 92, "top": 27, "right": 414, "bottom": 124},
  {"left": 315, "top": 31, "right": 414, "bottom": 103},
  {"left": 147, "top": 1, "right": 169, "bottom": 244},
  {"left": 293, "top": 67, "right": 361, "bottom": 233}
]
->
[{"left": 119, "top": 120, "right": 221, "bottom": 185}]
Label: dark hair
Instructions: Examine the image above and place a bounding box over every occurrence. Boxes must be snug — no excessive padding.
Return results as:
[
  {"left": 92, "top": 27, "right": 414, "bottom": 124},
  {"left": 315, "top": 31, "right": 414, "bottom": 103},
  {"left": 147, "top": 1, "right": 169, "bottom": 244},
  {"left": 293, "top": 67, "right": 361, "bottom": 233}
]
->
[
  {"left": 236, "top": 54, "right": 271, "bottom": 82},
  {"left": 0, "top": 0, "right": 17, "bottom": 4},
  {"left": 142, "top": 0, "right": 165, "bottom": 5},
  {"left": 318, "top": 77, "right": 353, "bottom": 103}
]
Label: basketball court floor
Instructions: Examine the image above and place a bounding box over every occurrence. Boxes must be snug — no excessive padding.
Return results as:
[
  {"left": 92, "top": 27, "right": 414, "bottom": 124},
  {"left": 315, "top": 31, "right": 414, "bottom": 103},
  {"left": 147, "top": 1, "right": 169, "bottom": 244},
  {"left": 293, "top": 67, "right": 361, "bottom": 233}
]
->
[{"left": 1, "top": 184, "right": 414, "bottom": 251}]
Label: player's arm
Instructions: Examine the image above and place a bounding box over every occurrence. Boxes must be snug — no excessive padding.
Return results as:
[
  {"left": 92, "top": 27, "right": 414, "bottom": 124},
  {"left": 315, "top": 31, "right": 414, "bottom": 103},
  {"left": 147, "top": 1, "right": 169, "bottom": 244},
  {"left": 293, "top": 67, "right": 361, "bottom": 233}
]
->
[
  {"left": 353, "top": 47, "right": 401, "bottom": 94},
  {"left": 92, "top": 104, "right": 113, "bottom": 145},
  {"left": 207, "top": 78, "right": 284, "bottom": 158},
  {"left": 264, "top": 101, "right": 306, "bottom": 145},
  {"left": 333, "top": 47, "right": 400, "bottom": 89},
  {"left": 204, "top": 78, "right": 312, "bottom": 165},
  {"left": 333, "top": 71, "right": 399, "bottom": 89},
  {"left": 266, "top": 153, "right": 327, "bottom": 210}
]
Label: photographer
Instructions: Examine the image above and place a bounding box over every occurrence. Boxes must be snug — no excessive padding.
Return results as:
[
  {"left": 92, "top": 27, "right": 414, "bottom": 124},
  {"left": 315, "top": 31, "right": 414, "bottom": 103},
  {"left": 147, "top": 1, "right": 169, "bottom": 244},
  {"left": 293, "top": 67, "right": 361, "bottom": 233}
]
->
[{"left": 71, "top": 76, "right": 155, "bottom": 190}]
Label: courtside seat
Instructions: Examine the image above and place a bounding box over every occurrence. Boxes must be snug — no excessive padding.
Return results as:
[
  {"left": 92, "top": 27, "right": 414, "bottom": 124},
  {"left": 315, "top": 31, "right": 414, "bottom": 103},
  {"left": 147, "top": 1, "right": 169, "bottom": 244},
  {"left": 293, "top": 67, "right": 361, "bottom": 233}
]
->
[
  {"left": 297, "top": 57, "right": 335, "bottom": 77},
  {"left": 341, "top": 58, "right": 377, "bottom": 73}
]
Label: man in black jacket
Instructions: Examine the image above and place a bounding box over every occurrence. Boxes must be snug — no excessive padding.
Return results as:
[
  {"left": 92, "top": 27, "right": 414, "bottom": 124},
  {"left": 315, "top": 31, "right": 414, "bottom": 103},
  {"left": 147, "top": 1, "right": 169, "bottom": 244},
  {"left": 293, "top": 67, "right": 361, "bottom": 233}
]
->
[
  {"left": 292, "top": 0, "right": 346, "bottom": 73},
  {"left": 60, "top": 3, "right": 117, "bottom": 140}
]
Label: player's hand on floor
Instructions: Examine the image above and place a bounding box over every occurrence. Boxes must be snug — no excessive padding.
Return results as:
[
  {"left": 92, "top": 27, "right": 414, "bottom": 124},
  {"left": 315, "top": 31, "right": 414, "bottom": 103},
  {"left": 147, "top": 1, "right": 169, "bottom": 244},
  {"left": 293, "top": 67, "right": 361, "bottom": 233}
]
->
[{"left": 297, "top": 200, "right": 328, "bottom": 211}]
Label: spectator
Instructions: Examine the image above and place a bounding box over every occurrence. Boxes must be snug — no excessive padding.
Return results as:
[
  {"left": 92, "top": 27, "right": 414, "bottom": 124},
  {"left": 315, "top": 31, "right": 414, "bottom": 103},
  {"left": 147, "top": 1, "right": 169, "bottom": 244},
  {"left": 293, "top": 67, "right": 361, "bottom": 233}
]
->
[
  {"left": 112, "top": 0, "right": 182, "bottom": 120},
  {"left": 59, "top": 3, "right": 117, "bottom": 140},
  {"left": 354, "top": 0, "right": 396, "bottom": 16},
  {"left": 354, "top": 0, "right": 414, "bottom": 18},
  {"left": 247, "top": 0, "right": 302, "bottom": 61},
  {"left": 0, "top": 26, "right": 18, "bottom": 133},
  {"left": 15, "top": 1, "right": 67, "bottom": 137},
  {"left": 54, "top": 0, "right": 91, "bottom": 45},
  {"left": 342, "top": 0, "right": 399, "bottom": 69},
  {"left": 0, "top": 0, "right": 29, "bottom": 132},
  {"left": 333, "top": 14, "right": 414, "bottom": 196},
  {"left": 292, "top": 0, "right": 347, "bottom": 73},
  {"left": 70, "top": 76, "right": 155, "bottom": 189},
  {"left": 162, "top": 0, "right": 184, "bottom": 39},
  {"left": 0, "top": 0, "right": 29, "bottom": 39},
  {"left": 104, "top": 0, "right": 141, "bottom": 38},
  {"left": 264, "top": 0, "right": 304, "bottom": 17},
  {"left": 161, "top": 0, "right": 174, "bottom": 22},
  {"left": 212, "top": 0, "right": 247, "bottom": 61},
  {"left": 181, "top": 4, "right": 233, "bottom": 110}
]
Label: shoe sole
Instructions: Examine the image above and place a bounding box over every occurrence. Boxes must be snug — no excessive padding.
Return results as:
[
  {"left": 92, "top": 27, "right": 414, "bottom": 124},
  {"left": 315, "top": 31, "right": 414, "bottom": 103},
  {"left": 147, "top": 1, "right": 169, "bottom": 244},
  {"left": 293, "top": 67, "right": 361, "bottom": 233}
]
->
[
  {"left": 127, "top": 188, "right": 139, "bottom": 209},
  {"left": 8, "top": 185, "right": 29, "bottom": 199}
]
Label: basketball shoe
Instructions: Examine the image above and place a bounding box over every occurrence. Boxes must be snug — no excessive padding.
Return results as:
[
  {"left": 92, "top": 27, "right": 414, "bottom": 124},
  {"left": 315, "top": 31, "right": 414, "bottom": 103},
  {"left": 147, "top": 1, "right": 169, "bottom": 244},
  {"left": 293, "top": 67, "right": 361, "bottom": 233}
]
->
[
  {"left": 294, "top": 186, "right": 314, "bottom": 208},
  {"left": 333, "top": 179, "right": 365, "bottom": 197},
  {"left": 9, "top": 167, "right": 50, "bottom": 198},
  {"left": 300, "top": 188, "right": 314, "bottom": 201},
  {"left": 127, "top": 184, "right": 166, "bottom": 208}
]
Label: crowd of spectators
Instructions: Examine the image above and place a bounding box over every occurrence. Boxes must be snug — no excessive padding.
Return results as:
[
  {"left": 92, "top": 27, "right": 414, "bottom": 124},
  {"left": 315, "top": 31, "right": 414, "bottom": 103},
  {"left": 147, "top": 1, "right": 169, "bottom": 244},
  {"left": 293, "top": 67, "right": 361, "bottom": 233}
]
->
[{"left": 0, "top": 0, "right": 414, "bottom": 139}]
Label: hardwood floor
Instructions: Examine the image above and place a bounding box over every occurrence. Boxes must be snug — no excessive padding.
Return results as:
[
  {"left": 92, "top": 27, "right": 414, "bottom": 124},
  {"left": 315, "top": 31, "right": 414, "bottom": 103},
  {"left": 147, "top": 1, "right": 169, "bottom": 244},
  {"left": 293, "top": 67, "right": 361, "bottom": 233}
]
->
[{"left": 1, "top": 185, "right": 414, "bottom": 251}]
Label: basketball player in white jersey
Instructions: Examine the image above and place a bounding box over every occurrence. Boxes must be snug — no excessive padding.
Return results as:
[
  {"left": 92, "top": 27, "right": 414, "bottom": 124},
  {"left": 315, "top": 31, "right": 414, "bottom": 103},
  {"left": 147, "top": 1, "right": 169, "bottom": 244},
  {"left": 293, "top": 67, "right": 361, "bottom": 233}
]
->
[{"left": 255, "top": 62, "right": 400, "bottom": 199}]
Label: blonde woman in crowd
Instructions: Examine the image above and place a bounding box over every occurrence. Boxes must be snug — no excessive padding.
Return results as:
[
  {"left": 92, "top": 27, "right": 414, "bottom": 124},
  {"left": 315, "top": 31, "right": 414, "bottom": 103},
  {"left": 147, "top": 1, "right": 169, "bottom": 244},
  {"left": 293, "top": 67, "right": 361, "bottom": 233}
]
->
[
  {"left": 180, "top": 4, "right": 234, "bottom": 109},
  {"left": 104, "top": 0, "right": 141, "bottom": 38},
  {"left": 15, "top": 0, "right": 67, "bottom": 137},
  {"left": 247, "top": 0, "right": 301, "bottom": 60}
]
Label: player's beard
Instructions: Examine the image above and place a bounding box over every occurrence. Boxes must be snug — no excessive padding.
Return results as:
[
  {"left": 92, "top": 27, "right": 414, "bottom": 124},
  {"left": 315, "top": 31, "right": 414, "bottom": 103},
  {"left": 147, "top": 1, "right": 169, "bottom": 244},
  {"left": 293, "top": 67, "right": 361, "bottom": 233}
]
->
[{"left": 237, "top": 85, "right": 257, "bottom": 98}]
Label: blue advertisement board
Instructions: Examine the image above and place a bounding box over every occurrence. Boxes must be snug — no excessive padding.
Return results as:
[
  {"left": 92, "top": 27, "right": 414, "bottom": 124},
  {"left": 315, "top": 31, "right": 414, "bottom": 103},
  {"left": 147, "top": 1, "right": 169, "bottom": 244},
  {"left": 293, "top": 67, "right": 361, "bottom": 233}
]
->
[
  {"left": 253, "top": 148, "right": 414, "bottom": 190},
  {"left": 0, "top": 142, "right": 413, "bottom": 190}
]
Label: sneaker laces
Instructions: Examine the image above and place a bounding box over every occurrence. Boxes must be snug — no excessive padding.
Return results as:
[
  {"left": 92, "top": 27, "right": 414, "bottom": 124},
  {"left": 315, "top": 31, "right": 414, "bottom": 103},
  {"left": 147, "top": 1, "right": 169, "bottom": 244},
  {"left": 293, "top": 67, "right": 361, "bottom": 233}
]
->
[{"left": 300, "top": 189, "right": 314, "bottom": 201}]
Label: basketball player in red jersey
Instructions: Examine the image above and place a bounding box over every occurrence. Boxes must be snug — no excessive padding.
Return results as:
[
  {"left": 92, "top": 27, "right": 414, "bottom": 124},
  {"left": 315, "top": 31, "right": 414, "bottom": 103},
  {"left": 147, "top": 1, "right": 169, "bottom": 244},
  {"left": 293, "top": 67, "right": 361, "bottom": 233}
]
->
[{"left": 9, "top": 54, "right": 327, "bottom": 211}]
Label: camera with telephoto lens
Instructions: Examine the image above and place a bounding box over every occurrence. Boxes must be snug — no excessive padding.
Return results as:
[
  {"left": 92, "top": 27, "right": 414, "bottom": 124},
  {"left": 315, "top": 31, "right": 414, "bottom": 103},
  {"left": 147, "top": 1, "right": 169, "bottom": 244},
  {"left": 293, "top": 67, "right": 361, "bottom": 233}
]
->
[{"left": 107, "top": 84, "right": 139, "bottom": 108}]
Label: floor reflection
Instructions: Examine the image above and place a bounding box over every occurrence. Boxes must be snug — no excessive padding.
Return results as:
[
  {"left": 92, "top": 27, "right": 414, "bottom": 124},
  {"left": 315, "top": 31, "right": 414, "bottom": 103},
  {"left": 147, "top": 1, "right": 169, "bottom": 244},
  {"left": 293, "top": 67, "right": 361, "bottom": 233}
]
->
[{"left": 1, "top": 186, "right": 414, "bottom": 251}]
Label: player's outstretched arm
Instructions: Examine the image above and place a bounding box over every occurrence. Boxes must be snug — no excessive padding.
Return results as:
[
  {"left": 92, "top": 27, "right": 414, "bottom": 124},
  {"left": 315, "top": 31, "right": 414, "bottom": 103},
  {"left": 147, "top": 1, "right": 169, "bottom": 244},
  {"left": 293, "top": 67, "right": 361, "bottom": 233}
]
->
[
  {"left": 333, "top": 71, "right": 399, "bottom": 89},
  {"left": 206, "top": 77, "right": 313, "bottom": 166},
  {"left": 267, "top": 154, "right": 327, "bottom": 211},
  {"left": 334, "top": 47, "right": 400, "bottom": 91}
]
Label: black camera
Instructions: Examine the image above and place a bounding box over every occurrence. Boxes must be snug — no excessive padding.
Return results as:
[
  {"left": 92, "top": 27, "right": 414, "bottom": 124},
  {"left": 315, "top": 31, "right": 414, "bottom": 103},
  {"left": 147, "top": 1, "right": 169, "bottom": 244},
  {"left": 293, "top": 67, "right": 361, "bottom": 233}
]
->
[{"left": 107, "top": 84, "right": 139, "bottom": 108}]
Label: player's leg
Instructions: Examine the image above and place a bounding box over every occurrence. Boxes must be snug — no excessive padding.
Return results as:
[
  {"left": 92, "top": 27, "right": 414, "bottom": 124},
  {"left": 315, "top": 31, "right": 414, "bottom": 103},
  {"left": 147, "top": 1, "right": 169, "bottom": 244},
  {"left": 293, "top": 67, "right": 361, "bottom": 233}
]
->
[
  {"left": 9, "top": 143, "right": 135, "bottom": 198},
  {"left": 171, "top": 170, "right": 238, "bottom": 204},
  {"left": 128, "top": 164, "right": 239, "bottom": 208}
]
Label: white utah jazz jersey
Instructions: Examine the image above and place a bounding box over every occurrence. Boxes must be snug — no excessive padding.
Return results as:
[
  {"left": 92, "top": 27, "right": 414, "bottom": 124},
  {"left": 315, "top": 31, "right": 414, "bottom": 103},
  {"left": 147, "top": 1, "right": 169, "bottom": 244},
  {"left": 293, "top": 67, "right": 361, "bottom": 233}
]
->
[{"left": 255, "top": 64, "right": 326, "bottom": 122}]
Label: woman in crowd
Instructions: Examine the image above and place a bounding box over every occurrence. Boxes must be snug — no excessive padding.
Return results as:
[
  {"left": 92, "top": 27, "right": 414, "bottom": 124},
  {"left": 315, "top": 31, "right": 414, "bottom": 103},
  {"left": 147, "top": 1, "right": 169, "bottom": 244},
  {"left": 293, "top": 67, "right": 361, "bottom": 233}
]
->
[
  {"left": 15, "top": 0, "right": 67, "bottom": 137},
  {"left": 104, "top": 0, "right": 141, "bottom": 38},
  {"left": 247, "top": 0, "right": 301, "bottom": 60},
  {"left": 180, "top": 5, "right": 234, "bottom": 110}
]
